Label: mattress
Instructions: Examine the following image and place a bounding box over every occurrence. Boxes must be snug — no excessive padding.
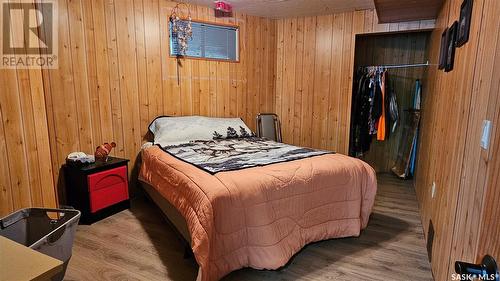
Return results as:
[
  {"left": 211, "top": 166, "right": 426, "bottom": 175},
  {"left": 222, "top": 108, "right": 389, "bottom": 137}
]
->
[{"left": 139, "top": 145, "right": 377, "bottom": 281}]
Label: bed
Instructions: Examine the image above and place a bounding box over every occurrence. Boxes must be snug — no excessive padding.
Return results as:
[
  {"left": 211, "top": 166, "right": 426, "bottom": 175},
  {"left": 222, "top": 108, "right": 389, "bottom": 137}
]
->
[{"left": 138, "top": 116, "right": 377, "bottom": 281}]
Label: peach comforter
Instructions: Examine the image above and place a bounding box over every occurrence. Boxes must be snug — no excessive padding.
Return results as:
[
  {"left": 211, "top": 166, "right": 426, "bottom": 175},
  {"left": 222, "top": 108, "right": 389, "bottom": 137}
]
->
[{"left": 139, "top": 145, "right": 377, "bottom": 281}]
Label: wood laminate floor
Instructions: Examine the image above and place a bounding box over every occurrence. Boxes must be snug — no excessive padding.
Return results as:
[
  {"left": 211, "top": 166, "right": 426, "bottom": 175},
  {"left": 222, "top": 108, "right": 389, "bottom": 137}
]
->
[{"left": 65, "top": 174, "right": 433, "bottom": 281}]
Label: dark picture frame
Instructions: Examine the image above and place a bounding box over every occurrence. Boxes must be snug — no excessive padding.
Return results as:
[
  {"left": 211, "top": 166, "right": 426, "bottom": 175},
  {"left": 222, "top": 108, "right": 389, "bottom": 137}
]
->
[
  {"left": 456, "top": 0, "right": 473, "bottom": 47},
  {"left": 438, "top": 28, "right": 448, "bottom": 70},
  {"left": 445, "top": 21, "right": 458, "bottom": 72}
]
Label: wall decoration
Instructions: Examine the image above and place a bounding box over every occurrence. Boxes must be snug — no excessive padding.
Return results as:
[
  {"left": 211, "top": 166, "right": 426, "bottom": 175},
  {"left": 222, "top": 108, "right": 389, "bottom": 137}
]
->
[
  {"left": 438, "top": 28, "right": 448, "bottom": 70},
  {"left": 169, "top": 2, "right": 192, "bottom": 85},
  {"left": 445, "top": 22, "right": 458, "bottom": 72},
  {"left": 456, "top": 0, "right": 473, "bottom": 47},
  {"left": 169, "top": 3, "right": 193, "bottom": 56}
]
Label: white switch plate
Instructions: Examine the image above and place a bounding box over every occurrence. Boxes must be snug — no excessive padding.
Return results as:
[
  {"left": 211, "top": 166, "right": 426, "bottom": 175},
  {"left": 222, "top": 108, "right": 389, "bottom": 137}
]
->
[
  {"left": 481, "top": 120, "right": 492, "bottom": 149},
  {"left": 431, "top": 182, "right": 436, "bottom": 198}
]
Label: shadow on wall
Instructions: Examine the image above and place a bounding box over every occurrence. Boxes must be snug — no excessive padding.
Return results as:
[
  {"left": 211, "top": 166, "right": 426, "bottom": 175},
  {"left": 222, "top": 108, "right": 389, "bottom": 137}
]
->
[{"left": 57, "top": 167, "right": 67, "bottom": 206}]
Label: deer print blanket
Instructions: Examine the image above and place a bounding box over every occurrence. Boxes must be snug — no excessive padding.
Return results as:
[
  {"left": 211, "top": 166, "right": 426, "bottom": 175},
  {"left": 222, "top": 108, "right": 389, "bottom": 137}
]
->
[{"left": 160, "top": 137, "right": 332, "bottom": 174}]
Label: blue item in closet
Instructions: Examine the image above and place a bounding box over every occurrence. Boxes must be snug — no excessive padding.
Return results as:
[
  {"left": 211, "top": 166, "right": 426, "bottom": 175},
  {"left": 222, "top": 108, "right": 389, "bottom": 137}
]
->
[{"left": 409, "top": 80, "right": 421, "bottom": 176}]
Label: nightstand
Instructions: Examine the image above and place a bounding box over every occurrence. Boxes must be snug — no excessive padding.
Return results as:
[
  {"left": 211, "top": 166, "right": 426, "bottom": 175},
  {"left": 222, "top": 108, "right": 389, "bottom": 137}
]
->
[{"left": 64, "top": 157, "right": 130, "bottom": 224}]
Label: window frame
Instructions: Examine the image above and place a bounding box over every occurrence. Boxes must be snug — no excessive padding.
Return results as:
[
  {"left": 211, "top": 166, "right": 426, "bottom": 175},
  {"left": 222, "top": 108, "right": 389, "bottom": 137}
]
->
[{"left": 168, "top": 18, "right": 240, "bottom": 63}]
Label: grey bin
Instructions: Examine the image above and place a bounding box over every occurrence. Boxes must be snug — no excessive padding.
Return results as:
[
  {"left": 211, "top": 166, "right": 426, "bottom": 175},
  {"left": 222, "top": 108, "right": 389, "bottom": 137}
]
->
[{"left": 0, "top": 208, "right": 81, "bottom": 281}]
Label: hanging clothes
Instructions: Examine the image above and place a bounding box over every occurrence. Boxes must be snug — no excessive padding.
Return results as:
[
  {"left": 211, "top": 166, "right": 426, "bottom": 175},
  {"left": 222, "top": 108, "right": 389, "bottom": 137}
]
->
[
  {"left": 349, "top": 67, "right": 387, "bottom": 157},
  {"left": 368, "top": 68, "right": 383, "bottom": 136},
  {"left": 349, "top": 69, "right": 372, "bottom": 156},
  {"left": 358, "top": 73, "right": 374, "bottom": 153},
  {"left": 384, "top": 72, "right": 394, "bottom": 138},
  {"left": 368, "top": 77, "right": 377, "bottom": 135},
  {"left": 377, "top": 71, "right": 386, "bottom": 141},
  {"left": 388, "top": 80, "right": 399, "bottom": 133}
]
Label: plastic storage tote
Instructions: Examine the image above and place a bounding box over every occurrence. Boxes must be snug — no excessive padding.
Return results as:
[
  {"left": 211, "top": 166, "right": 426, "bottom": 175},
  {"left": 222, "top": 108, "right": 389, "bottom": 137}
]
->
[{"left": 0, "top": 208, "right": 81, "bottom": 281}]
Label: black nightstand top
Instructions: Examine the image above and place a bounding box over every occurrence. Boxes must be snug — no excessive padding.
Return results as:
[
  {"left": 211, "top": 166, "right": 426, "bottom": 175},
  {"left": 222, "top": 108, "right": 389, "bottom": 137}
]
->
[{"left": 66, "top": 156, "right": 129, "bottom": 174}]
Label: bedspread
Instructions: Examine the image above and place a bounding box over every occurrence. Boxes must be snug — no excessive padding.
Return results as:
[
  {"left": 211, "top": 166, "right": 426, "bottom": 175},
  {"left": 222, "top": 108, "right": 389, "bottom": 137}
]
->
[
  {"left": 160, "top": 137, "right": 331, "bottom": 174},
  {"left": 139, "top": 145, "right": 377, "bottom": 281}
]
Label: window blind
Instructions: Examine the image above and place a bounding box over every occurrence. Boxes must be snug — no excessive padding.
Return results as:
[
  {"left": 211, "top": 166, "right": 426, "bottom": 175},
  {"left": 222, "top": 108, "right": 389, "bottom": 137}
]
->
[{"left": 169, "top": 20, "right": 239, "bottom": 61}]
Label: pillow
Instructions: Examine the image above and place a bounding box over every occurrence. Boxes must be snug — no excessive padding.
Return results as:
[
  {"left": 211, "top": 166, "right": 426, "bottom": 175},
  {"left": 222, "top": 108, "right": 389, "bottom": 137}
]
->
[{"left": 148, "top": 116, "right": 254, "bottom": 146}]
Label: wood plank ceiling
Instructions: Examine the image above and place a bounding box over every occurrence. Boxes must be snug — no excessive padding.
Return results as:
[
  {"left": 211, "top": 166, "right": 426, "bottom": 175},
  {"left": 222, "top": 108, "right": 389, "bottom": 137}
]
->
[
  {"left": 374, "top": 0, "right": 445, "bottom": 23},
  {"left": 183, "top": 0, "right": 375, "bottom": 18}
]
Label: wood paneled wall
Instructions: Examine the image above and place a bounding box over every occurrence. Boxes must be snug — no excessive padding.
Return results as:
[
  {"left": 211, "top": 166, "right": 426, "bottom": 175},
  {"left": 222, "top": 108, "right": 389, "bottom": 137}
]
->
[
  {"left": 2, "top": 2, "right": 498, "bottom": 280},
  {"left": 1, "top": 2, "right": 272, "bottom": 215},
  {"left": 0, "top": 4, "right": 436, "bottom": 215},
  {"left": 354, "top": 32, "right": 430, "bottom": 172},
  {"left": 274, "top": 9, "right": 434, "bottom": 154},
  {"left": 452, "top": 0, "right": 500, "bottom": 273},
  {"left": 0, "top": 2, "right": 57, "bottom": 216},
  {"left": 42, "top": 0, "right": 276, "bottom": 201},
  {"left": 476, "top": 0, "right": 500, "bottom": 255},
  {"left": 415, "top": 0, "right": 500, "bottom": 280}
]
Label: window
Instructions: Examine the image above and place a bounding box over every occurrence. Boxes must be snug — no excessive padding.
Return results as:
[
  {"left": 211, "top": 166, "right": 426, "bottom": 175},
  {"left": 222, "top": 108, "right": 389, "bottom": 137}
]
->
[{"left": 169, "top": 20, "right": 239, "bottom": 62}]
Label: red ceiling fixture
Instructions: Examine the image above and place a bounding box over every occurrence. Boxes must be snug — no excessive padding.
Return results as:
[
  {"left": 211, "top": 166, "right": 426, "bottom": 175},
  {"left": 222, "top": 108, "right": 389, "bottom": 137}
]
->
[{"left": 214, "top": 1, "right": 232, "bottom": 17}]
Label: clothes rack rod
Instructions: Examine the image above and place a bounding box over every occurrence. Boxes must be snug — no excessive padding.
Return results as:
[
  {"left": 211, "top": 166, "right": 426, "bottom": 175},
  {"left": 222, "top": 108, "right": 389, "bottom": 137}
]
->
[{"left": 363, "top": 61, "right": 431, "bottom": 69}]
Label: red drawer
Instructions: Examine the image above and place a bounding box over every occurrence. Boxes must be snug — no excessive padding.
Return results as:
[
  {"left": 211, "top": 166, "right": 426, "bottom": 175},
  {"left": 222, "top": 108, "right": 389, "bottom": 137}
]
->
[
  {"left": 88, "top": 166, "right": 127, "bottom": 192},
  {"left": 89, "top": 183, "right": 128, "bottom": 213},
  {"left": 87, "top": 165, "right": 129, "bottom": 213}
]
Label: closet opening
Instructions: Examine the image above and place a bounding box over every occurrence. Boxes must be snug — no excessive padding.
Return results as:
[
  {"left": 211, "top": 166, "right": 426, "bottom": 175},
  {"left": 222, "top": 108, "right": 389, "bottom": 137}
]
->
[{"left": 349, "top": 31, "right": 431, "bottom": 181}]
